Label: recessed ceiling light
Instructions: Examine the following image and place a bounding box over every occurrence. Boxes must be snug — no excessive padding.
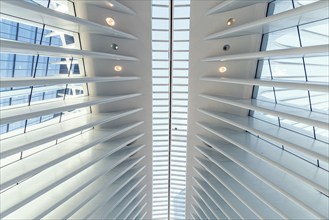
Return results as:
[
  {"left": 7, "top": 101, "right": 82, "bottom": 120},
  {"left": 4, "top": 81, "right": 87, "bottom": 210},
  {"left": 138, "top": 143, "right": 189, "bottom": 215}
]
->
[
  {"left": 108, "top": 2, "right": 114, "bottom": 7},
  {"left": 114, "top": 65, "right": 122, "bottom": 72},
  {"left": 106, "top": 17, "right": 115, "bottom": 26},
  {"left": 226, "top": 18, "right": 236, "bottom": 26},
  {"left": 223, "top": 44, "right": 230, "bottom": 51},
  {"left": 111, "top": 43, "right": 119, "bottom": 50},
  {"left": 218, "top": 66, "right": 227, "bottom": 73}
]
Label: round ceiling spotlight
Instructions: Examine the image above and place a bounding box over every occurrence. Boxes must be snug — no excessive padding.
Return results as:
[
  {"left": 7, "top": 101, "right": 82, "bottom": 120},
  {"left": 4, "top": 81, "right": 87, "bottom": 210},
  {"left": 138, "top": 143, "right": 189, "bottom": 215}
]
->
[
  {"left": 111, "top": 43, "right": 119, "bottom": 50},
  {"left": 218, "top": 66, "right": 227, "bottom": 73},
  {"left": 226, "top": 18, "right": 236, "bottom": 26},
  {"left": 108, "top": 2, "right": 114, "bottom": 7},
  {"left": 114, "top": 65, "right": 122, "bottom": 72},
  {"left": 223, "top": 44, "right": 230, "bottom": 51},
  {"left": 106, "top": 17, "right": 115, "bottom": 26}
]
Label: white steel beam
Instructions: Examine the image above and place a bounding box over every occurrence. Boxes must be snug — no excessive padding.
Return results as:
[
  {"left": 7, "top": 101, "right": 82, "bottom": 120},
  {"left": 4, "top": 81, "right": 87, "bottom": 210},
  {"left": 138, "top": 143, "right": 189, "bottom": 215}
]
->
[
  {"left": 0, "top": 76, "right": 140, "bottom": 88},
  {"left": 197, "top": 122, "right": 328, "bottom": 195},
  {"left": 1, "top": 109, "right": 142, "bottom": 158},
  {"left": 0, "top": 0, "right": 137, "bottom": 39},
  {"left": 203, "top": 45, "right": 329, "bottom": 62},
  {"left": 196, "top": 136, "right": 328, "bottom": 219},
  {"left": 199, "top": 109, "right": 328, "bottom": 162},
  {"left": 200, "top": 94, "right": 329, "bottom": 130},
  {"left": 202, "top": 77, "right": 329, "bottom": 93},
  {"left": 1, "top": 94, "right": 140, "bottom": 125},
  {"left": 0, "top": 122, "right": 143, "bottom": 189},
  {"left": 205, "top": 1, "right": 329, "bottom": 39},
  {"left": 0, "top": 40, "right": 138, "bottom": 61}
]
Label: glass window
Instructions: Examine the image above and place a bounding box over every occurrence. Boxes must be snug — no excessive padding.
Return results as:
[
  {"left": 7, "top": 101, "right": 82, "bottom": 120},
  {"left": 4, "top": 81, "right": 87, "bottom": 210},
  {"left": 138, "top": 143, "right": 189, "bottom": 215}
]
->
[
  {"left": 0, "top": 14, "right": 86, "bottom": 139},
  {"left": 152, "top": 6, "right": 169, "bottom": 19},
  {"left": 252, "top": 0, "right": 329, "bottom": 169}
]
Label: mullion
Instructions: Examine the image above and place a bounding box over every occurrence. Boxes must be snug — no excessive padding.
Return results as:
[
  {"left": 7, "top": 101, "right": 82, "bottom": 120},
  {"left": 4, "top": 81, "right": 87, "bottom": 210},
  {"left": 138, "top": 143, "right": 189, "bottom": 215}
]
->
[
  {"left": 167, "top": 0, "right": 174, "bottom": 218},
  {"left": 296, "top": 21, "right": 316, "bottom": 138},
  {"left": 23, "top": 24, "right": 46, "bottom": 135}
]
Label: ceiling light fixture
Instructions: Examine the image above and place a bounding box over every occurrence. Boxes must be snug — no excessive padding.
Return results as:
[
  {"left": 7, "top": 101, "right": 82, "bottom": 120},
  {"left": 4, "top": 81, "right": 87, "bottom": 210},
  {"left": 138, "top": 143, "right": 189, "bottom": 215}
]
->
[
  {"left": 108, "top": 2, "right": 114, "bottom": 7},
  {"left": 111, "top": 43, "right": 119, "bottom": 50},
  {"left": 218, "top": 66, "right": 227, "bottom": 73},
  {"left": 114, "top": 65, "right": 122, "bottom": 72},
  {"left": 223, "top": 44, "right": 230, "bottom": 51},
  {"left": 226, "top": 18, "right": 236, "bottom": 26},
  {"left": 106, "top": 17, "right": 115, "bottom": 26}
]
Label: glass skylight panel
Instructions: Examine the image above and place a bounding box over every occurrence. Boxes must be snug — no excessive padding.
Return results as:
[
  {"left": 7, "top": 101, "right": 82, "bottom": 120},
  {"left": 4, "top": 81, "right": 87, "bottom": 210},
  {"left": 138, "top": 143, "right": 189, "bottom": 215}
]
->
[
  {"left": 299, "top": 19, "right": 329, "bottom": 44},
  {"left": 253, "top": 0, "right": 329, "bottom": 171},
  {"left": 169, "top": 3, "right": 190, "bottom": 220},
  {"left": 269, "top": 0, "right": 294, "bottom": 14},
  {"left": 29, "top": 0, "right": 75, "bottom": 15},
  {"left": 152, "top": 6, "right": 170, "bottom": 19},
  {"left": 152, "top": 0, "right": 190, "bottom": 219},
  {"left": 295, "top": 0, "right": 320, "bottom": 7},
  {"left": 304, "top": 57, "right": 329, "bottom": 83},
  {"left": 152, "top": 2, "right": 170, "bottom": 218}
]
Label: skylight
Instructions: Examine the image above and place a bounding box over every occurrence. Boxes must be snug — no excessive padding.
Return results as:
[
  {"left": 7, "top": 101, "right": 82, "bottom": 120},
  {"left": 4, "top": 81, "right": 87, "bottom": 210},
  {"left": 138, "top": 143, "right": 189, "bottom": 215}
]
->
[{"left": 152, "top": 0, "right": 190, "bottom": 219}]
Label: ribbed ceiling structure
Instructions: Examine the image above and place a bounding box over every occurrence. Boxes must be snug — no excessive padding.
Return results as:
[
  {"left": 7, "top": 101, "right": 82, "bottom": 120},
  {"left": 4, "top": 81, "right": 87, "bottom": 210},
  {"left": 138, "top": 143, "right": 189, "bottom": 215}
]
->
[
  {"left": 0, "top": 0, "right": 328, "bottom": 220},
  {"left": 0, "top": 0, "right": 152, "bottom": 219},
  {"left": 187, "top": 0, "right": 329, "bottom": 219}
]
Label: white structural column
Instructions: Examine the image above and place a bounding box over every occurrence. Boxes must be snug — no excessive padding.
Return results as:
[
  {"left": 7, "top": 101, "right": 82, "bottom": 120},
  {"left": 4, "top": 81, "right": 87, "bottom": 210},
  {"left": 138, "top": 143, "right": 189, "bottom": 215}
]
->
[
  {"left": 0, "top": 0, "right": 152, "bottom": 219},
  {"left": 187, "top": 0, "right": 329, "bottom": 219}
]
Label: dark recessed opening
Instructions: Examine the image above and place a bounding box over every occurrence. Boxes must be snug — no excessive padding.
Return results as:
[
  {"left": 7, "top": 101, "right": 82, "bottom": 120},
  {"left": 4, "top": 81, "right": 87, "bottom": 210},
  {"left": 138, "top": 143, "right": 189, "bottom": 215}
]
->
[{"left": 223, "top": 44, "right": 230, "bottom": 51}]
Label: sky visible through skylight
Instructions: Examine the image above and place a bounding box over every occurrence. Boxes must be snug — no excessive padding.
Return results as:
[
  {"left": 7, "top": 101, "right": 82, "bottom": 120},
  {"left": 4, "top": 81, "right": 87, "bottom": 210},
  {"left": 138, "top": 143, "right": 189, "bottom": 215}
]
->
[{"left": 152, "top": 0, "right": 190, "bottom": 219}]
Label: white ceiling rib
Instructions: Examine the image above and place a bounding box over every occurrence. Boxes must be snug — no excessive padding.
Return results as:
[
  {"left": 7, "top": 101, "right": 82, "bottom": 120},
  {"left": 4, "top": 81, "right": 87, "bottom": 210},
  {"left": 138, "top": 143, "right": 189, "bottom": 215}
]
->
[
  {"left": 1, "top": 94, "right": 140, "bottom": 125},
  {"left": 0, "top": 39, "right": 139, "bottom": 61},
  {"left": 0, "top": 0, "right": 151, "bottom": 219},
  {"left": 197, "top": 122, "right": 328, "bottom": 194},
  {"left": 195, "top": 141, "right": 327, "bottom": 219},
  {"left": 1, "top": 109, "right": 142, "bottom": 158},
  {"left": 199, "top": 109, "right": 328, "bottom": 161},
  {"left": 202, "top": 77, "right": 328, "bottom": 92},
  {"left": 203, "top": 44, "right": 329, "bottom": 61},
  {"left": 0, "top": 76, "right": 140, "bottom": 88},
  {"left": 0, "top": 0, "right": 137, "bottom": 39},
  {"left": 207, "top": 0, "right": 272, "bottom": 15},
  {"left": 205, "top": 1, "right": 329, "bottom": 40},
  {"left": 200, "top": 94, "right": 328, "bottom": 129},
  {"left": 76, "top": 0, "right": 136, "bottom": 15},
  {"left": 188, "top": 1, "right": 328, "bottom": 219}
]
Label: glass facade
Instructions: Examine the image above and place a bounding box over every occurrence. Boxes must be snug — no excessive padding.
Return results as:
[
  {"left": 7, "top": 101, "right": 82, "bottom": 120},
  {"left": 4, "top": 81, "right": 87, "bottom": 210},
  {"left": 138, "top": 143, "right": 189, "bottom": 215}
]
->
[
  {"left": 0, "top": 1, "right": 88, "bottom": 168},
  {"left": 252, "top": 0, "right": 328, "bottom": 169}
]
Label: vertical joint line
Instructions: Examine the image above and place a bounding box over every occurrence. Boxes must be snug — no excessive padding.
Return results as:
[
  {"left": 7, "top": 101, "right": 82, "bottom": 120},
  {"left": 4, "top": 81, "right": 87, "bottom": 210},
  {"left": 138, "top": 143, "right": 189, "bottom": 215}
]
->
[
  {"left": 168, "top": 0, "right": 174, "bottom": 218},
  {"left": 25, "top": 23, "right": 46, "bottom": 134},
  {"left": 296, "top": 24, "right": 313, "bottom": 113},
  {"left": 268, "top": 60, "right": 278, "bottom": 105},
  {"left": 62, "top": 57, "right": 74, "bottom": 101}
]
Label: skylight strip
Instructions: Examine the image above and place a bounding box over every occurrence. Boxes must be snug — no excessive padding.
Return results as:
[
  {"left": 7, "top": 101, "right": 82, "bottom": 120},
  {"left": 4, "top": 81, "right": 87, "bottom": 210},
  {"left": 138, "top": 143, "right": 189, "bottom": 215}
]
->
[
  {"left": 151, "top": 1, "right": 170, "bottom": 218},
  {"left": 151, "top": 0, "right": 189, "bottom": 219},
  {"left": 169, "top": 2, "right": 190, "bottom": 220}
]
